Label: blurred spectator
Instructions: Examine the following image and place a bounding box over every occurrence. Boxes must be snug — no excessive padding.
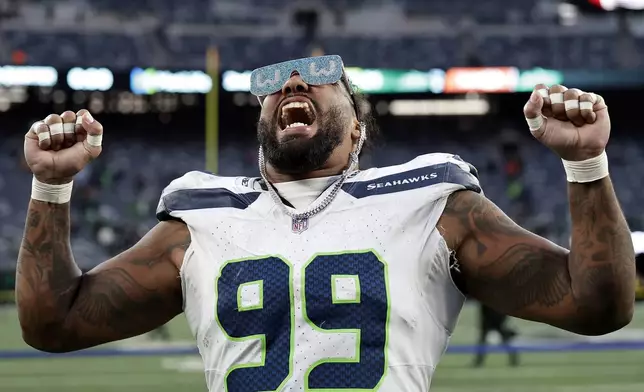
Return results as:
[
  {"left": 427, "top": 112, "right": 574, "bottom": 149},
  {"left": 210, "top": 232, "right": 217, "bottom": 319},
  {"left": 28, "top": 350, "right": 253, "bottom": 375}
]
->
[{"left": 473, "top": 303, "right": 520, "bottom": 368}]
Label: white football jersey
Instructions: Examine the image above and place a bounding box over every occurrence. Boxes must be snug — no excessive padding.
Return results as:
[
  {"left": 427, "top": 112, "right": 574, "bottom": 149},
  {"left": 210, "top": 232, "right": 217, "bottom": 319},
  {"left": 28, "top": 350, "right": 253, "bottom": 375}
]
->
[{"left": 156, "top": 153, "right": 482, "bottom": 392}]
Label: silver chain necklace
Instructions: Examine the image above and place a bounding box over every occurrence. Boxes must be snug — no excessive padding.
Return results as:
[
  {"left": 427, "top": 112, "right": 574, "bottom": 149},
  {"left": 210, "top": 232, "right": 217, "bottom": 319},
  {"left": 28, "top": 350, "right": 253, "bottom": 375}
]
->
[{"left": 259, "top": 123, "right": 366, "bottom": 234}]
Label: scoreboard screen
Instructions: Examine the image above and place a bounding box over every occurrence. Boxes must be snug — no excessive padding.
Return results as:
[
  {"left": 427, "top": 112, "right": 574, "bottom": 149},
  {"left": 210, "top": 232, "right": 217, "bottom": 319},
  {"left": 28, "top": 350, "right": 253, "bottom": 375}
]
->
[{"left": 566, "top": 0, "right": 644, "bottom": 11}]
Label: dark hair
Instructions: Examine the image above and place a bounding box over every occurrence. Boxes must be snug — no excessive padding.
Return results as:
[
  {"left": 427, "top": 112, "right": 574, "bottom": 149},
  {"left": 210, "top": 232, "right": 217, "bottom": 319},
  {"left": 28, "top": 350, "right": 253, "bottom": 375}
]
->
[{"left": 352, "top": 91, "right": 380, "bottom": 156}]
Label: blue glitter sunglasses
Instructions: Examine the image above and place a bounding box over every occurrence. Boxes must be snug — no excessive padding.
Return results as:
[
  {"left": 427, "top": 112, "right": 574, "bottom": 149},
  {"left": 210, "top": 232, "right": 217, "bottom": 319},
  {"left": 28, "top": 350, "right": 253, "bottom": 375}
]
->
[{"left": 250, "top": 55, "right": 355, "bottom": 99}]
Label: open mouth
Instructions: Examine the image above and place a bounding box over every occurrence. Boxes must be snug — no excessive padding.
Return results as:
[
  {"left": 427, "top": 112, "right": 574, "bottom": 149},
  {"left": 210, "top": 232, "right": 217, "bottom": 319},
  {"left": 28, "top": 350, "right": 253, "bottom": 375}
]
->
[{"left": 279, "top": 101, "right": 316, "bottom": 131}]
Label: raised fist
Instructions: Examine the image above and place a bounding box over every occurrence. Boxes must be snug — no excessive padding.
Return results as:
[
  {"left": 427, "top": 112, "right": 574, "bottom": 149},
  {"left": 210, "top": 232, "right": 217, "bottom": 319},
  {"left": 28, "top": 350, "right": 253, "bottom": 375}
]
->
[
  {"left": 24, "top": 109, "right": 103, "bottom": 184},
  {"left": 523, "top": 84, "right": 610, "bottom": 161}
]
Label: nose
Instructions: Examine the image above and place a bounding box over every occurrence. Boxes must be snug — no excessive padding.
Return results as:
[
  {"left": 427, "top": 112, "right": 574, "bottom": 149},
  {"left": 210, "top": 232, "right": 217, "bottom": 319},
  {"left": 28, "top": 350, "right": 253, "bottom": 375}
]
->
[{"left": 281, "top": 72, "right": 309, "bottom": 95}]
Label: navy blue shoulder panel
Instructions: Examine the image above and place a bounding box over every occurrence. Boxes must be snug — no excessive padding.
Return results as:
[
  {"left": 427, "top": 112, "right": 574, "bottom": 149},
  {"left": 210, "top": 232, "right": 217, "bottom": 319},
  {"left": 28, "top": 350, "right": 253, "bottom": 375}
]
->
[
  {"left": 156, "top": 188, "right": 262, "bottom": 221},
  {"left": 452, "top": 155, "right": 480, "bottom": 179},
  {"left": 342, "top": 162, "right": 481, "bottom": 199}
]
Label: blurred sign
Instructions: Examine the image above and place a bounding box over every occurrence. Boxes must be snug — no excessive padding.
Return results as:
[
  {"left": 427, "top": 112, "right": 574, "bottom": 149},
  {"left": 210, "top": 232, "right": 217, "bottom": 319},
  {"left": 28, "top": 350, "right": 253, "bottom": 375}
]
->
[
  {"left": 566, "top": 0, "right": 644, "bottom": 12},
  {"left": 222, "top": 70, "right": 252, "bottom": 92},
  {"left": 346, "top": 68, "right": 434, "bottom": 94},
  {"left": 444, "top": 67, "right": 564, "bottom": 93},
  {"left": 444, "top": 67, "right": 519, "bottom": 93},
  {"left": 67, "top": 67, "right": 114, "bottom": 91},
  {"left": 388, "top": 98, "right": 490, "bottom": 116},
  {"left": 0, "top": 64, "right": 635, "bottom": 96},
  {"left": 130, "top": 68, "right": 213, "bottom": 94},
  {"left": 516, "top": 69, "right": 564, "bottom": 91},
  {"left": 0, "top": 66, "right": 57, "bottom": 87},
  {"left": 587, "top": 0, "right": 644, "bottom": 10}
]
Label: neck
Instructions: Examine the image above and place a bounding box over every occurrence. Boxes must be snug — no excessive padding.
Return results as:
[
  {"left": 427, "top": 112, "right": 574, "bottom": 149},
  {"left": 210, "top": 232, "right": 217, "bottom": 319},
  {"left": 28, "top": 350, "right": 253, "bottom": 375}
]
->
[
  {"left": 260, "top": 143, "right": 360, "bottom": 184},
  {"left": 265, "top": 164, "right": 345, "bottom": 183}
]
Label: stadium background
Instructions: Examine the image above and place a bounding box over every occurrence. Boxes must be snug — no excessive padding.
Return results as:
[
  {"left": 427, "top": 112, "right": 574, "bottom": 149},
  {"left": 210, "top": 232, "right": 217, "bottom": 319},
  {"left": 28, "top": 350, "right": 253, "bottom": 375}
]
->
[{"left": 1, "top": 0, "right": 644, "bottom": 390}]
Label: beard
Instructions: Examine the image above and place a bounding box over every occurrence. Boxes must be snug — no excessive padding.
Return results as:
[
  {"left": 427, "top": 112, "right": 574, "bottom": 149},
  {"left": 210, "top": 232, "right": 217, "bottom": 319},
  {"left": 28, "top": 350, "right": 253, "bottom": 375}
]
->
[{"left": 257, "top": 105, "right": 347, "bottom": 174}]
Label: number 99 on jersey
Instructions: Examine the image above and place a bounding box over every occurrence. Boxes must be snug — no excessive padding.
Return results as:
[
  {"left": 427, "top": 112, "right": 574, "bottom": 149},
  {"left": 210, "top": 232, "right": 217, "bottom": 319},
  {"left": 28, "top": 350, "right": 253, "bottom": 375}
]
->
[{"left": 215, "top": 250, "right": 390, "bottom": 391}]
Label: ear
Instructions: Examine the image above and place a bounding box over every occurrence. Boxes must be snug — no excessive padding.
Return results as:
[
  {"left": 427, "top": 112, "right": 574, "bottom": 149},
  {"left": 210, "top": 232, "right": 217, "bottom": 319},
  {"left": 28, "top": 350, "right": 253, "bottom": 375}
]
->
[{"left": 350, "top": 119, "right": 360, "bottom": 145}]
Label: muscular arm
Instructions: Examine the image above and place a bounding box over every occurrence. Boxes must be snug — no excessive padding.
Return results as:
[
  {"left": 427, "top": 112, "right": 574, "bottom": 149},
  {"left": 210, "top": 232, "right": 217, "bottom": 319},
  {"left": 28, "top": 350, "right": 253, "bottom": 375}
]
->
[
  {"left": 438, "top": 178, "right": 635, "bottom": 335},
  {"left": 16, "top": 200, "right": 189, "bottom": 353}
]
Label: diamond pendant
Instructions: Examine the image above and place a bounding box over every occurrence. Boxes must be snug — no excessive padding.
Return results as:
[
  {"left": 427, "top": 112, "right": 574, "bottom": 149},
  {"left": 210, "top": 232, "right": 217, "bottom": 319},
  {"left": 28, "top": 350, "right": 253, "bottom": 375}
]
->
[{"left": 291, "top": 217, "right": 309, "bottom": 234}]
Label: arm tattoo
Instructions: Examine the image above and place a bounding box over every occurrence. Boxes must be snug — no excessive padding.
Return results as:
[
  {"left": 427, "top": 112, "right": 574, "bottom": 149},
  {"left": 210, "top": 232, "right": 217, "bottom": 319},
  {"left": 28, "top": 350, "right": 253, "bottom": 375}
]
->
[
  {"left": 473, "top": 243, "right": 571, "bottom": 313},
  {"left": 16, "top": 200, "right": 189, "bottom": 352},
  {"left": 17, "top": 202, "right": 80, "bottom": 326},
  {"left": 441, "top": 179, "right": 635, "bottom": 334},
  {"left": 68, "top": 234, "right": 190, "bottom": 340},
  {"left": 442, "top": 191, "right": 522, "bottom": 258},
  {"left": 442, "top": 191, "right": 572, "bottom": 312},
  {"left": 567, "top": 180, "right": 635, "bottom": 323}
]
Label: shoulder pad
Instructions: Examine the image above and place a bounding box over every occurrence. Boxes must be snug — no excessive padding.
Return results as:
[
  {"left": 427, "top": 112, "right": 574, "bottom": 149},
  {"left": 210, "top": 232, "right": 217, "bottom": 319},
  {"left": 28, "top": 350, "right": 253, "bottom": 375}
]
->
[
  {"left": 343, "top": 153, "right": 481, "bottom": 199},
  {"left": 448, "top": 154, "right": 480, "bottom": 179},
  {"left": 156, "top": 171, "right": 262, "bottom": 222}
]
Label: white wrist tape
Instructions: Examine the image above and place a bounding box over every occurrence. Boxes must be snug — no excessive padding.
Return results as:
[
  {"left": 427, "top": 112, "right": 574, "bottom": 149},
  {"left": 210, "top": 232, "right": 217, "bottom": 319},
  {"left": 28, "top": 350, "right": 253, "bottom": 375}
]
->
[
  {"left": 31, "top": 177, "right": 73, "bottom": 204},
  {"left": 562, "top": 151, "right": 609, "bottom": 183}
]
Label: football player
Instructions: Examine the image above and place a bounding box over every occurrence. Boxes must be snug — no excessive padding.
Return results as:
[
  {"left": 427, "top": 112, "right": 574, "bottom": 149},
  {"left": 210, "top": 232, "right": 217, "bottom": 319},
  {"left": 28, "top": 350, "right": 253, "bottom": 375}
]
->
[{"left": 17, "top": 55, "right": 635, "bottom": 391}]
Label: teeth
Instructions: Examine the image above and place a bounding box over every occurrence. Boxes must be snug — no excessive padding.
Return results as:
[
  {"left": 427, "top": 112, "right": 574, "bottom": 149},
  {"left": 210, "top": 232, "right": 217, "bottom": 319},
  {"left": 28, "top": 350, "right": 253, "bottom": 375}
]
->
[
  {"left": 282, "top": 101, "right": 313, "bottom": 117},
  {"left": 280, "top": 101, "right": 315, "bottom": 130},
  {"left": 286, "top": 122, "right": 307, "bottom": 129},
  {"left": 283, "top": 102, "right": 311, "bottom": 110}
]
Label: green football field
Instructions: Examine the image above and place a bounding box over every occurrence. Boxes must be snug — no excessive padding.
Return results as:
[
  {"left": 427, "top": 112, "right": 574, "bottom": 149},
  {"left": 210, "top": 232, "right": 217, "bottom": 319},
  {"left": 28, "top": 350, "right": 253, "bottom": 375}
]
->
[{"left": 1, "top": 303, "right": 643, "bottom": 392}]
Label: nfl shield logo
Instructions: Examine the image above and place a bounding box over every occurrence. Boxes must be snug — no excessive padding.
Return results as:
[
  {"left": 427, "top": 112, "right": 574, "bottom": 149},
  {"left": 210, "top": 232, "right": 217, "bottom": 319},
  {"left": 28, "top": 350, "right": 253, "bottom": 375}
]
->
[{"left": 291, "top": 217, "right": 309, "bottom": 234}]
